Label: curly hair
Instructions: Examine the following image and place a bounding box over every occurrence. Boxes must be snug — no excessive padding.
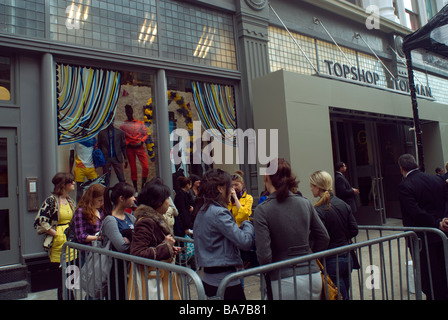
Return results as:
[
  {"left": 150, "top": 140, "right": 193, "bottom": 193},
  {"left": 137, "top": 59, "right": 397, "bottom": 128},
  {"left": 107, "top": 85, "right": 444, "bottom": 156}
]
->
[{"left": 76, "top": 184, "right": 105, "bottom": 225}]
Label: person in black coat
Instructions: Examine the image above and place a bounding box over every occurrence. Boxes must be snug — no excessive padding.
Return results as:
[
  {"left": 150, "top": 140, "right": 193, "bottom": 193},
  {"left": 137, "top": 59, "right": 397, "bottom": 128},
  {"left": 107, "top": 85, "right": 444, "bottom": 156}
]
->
[
  {"left": 174, "top": 176, "right": 195, "bottom": 237},
  {"left": 398, "top": 153, "right": 448, "bottom": 300},
  {"left": 334, "top": 162, "right": 359, "bottom": 215},
  {"left": 310, "top": 170, "right": 358, "bottom": 300}
]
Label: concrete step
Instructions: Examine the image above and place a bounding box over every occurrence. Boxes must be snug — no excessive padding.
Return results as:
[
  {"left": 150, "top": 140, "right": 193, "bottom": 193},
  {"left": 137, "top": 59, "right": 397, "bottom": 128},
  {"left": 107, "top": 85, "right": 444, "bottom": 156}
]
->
[
  {"left": 0, "top": 280, "right": 28, "bottom": 300},
  {"left": 0, "top": 265, "right": 29, "bottom": 300},
  {"left": 0, "top": 265, "right": 27, "bottom": 285}
]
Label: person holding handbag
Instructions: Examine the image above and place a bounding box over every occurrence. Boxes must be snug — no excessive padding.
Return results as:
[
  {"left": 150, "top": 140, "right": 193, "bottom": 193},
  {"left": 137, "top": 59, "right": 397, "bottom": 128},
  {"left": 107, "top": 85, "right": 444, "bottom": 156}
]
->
[
  {"left": 310, "top": 170, "right": 359, "bottom": 300},
  {"left": 127, "top": 180, "right": 182, "bottom": 300},
  {"left": 254, "top": 159, "right": 329, "bottom": 300},
  {"left": 33, "top": 172, "right": 77, "bottom": 300}
]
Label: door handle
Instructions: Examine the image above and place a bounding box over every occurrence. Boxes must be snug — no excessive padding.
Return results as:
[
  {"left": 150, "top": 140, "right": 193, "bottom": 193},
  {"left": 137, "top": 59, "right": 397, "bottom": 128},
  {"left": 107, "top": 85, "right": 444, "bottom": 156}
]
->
[{"left": 372, "top": 177, "right": 384, "bottom": 212}]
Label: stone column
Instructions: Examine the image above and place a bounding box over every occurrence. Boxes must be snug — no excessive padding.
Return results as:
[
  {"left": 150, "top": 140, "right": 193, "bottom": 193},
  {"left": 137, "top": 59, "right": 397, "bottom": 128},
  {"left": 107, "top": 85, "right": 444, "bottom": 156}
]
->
[
  {"left": 234, "top": 0, "right": 271, "bottom": 196},
  {"left": 41, "top": 53, "right": 58, "bottom": 195}
]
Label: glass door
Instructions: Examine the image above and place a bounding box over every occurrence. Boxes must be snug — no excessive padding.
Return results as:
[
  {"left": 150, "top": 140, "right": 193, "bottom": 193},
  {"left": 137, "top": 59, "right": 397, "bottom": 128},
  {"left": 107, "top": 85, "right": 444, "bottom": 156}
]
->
[
  {"left": 349, "top": 121, "right": 386, "bottom": 225},
  {"left": 0, "top": 128, "right": 20, "bottom": 266},
  {"left": 331, "top": 116, "right": 415, "bottom": 225}
]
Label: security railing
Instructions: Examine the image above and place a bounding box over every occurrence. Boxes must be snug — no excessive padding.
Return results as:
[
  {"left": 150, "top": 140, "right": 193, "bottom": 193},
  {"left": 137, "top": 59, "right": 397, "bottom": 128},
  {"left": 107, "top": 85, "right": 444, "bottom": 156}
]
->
[
  {"left": 355, "top": 225, "right": 448, "bottom": 300},
  {"left": 215, "top": 231, "right": 422, "bottom": 300},
  {"left": 60, "top": 226, "right": 448, "bottom": 300},
  {"left": 60, "top": 240, "right": 206, "bottom": 300}
]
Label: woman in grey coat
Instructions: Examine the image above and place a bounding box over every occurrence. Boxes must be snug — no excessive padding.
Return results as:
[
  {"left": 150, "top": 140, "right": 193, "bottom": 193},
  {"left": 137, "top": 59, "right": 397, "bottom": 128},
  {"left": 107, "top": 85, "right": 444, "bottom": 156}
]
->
[{"left": 254, "top": 158, "right": 329, "bottom": 300}]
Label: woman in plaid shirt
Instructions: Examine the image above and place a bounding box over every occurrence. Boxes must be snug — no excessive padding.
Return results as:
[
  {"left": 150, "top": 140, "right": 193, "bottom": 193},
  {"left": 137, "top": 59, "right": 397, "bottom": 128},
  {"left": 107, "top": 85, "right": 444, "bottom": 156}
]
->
[{"left": 73, "top": 184, "right": 106, "bottom": 245}]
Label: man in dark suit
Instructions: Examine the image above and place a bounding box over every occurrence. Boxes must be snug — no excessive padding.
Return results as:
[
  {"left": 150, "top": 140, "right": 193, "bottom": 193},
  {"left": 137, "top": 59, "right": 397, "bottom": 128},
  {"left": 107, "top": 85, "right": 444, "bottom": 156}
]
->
[
  {"left": 398, "top": 153, "right": 448, "bottom": 300},
  {"left": 97, "top": 123, "right": 128, "bottom": 187},
  {"left": 334, "top": 162, "right": 359, "bottom": 215}
]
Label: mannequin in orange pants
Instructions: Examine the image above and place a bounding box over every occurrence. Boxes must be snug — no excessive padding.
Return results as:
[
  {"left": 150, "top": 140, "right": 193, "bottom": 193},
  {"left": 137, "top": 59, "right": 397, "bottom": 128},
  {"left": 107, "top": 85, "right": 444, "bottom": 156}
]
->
[{"left": 120, "top": 104, "right": 149, "bottom": 191}]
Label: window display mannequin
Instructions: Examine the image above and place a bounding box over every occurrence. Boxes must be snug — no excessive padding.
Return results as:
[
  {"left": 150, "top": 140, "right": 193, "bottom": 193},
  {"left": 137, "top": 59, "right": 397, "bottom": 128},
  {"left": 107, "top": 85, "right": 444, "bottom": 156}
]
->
[
  {"left": 97, "top": 122, "right": 128, "bottom": 187},
  {"left": 119, "top": 104, "right": 149, "bottom": 192},
  {"left": 70, "top": 137, "right": 98, "bottom": 202}
]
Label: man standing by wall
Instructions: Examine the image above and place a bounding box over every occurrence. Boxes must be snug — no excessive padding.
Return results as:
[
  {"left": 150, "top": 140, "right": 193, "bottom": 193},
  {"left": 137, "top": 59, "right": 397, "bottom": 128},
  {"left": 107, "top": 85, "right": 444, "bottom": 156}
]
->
[
  {"left": 334, "top": 161, "right": 359, "bottom": 215},
  {"left": 398, "top": 153, "right": 448, "bottom": 300}
]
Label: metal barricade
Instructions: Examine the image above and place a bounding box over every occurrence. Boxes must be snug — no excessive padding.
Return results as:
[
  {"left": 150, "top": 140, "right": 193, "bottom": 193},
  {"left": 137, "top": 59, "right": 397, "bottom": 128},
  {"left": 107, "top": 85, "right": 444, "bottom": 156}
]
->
[
  {"left": 174, "top": 236, "right": 198, "bottom": 271},
  {"left": 215, "top": 231, "right": 422, "bottom": 300},
  {"left": 356, "top": 225, "right": 448, "bottom": 300},
  {"left": 60, "top": 240, "right": 206, "bottom": 300}
]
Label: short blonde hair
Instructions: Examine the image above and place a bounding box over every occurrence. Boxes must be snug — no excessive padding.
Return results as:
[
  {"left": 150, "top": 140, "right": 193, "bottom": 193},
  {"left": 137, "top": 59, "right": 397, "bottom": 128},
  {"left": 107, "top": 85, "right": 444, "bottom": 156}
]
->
[{"left": 309, "top": 170, "right": 333, "bottom": 208}]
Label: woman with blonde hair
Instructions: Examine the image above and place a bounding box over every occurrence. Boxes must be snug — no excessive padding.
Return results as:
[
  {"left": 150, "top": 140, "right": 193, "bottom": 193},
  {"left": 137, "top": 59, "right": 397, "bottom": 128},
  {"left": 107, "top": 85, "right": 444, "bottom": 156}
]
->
[{"left": 309, "top": 170, "right": 359, "bottom": 300}]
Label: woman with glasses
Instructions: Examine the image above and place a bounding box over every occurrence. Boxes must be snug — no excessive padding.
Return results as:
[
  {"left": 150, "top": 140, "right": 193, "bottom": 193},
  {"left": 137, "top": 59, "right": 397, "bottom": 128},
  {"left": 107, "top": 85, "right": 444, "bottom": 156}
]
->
[{"left": 34, "top": 172, "right": 77, "bottom": 300}]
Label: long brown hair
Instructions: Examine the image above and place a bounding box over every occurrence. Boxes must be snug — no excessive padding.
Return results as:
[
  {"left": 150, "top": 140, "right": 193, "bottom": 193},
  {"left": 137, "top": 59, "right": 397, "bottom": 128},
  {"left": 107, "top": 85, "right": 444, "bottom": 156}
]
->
[
  {"left": 267, "top": 158, "right": 298, "bottom": 203},
  {"left": 76, "top": 184, "right": 105, "bottom": 225}
]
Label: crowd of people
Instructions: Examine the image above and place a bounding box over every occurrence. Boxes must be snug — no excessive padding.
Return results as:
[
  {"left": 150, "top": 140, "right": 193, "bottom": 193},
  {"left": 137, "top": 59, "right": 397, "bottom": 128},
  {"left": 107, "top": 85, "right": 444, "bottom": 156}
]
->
[
  {"left": 35, "top": 159, "right": 364, "bottom": 300},
  {"left": 33, "top": 153, "right": 448, "bottom": 301}
]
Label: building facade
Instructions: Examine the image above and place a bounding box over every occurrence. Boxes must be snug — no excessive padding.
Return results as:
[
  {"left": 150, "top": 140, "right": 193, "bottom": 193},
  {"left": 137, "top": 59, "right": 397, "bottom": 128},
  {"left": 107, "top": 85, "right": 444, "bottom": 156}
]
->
[{"left": 0, "top": 0, "right": 447, "bottom": 295}]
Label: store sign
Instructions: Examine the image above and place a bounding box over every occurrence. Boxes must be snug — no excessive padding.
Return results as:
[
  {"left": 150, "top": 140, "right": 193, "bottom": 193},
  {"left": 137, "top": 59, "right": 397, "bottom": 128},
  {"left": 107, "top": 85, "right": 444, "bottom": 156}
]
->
[
  {"left": 324, "top": 60, "right": 380, "bottom": 85},
  {"left": 390, "top": 78, "right": 433, "bottom": 97},
  {"left": 323, "top": 59, "right": 433, "bottom": 98}
]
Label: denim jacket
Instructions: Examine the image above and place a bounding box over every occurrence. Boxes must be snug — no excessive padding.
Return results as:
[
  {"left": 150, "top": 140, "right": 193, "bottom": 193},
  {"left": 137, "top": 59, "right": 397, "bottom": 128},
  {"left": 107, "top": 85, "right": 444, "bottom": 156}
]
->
[{"left": 194, "top": 201, "right": 254, "bottom": 268}]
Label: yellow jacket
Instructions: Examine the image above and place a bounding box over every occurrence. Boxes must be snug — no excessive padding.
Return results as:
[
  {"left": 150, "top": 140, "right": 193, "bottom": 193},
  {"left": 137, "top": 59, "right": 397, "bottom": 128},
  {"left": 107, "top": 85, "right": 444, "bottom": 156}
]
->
[{"left": 228, "top": 191, "right": 254, "bottom": 226}]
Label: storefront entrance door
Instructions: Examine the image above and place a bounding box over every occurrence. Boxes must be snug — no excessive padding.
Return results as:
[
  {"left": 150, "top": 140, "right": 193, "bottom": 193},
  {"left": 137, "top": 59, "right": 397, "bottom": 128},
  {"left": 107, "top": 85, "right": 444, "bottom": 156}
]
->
[
  {"left": 331, "top": 116, "right": 415, "bottom": 225},
  {"left": 0, "top": 128, "right": 20, "bottom": 266}
]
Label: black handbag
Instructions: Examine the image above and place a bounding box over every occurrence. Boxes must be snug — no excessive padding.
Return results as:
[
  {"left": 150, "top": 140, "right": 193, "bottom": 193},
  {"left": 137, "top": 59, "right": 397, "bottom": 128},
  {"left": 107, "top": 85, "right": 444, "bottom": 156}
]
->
[{"left": 64, "top": 219, "right": 77, "bottom": 242}]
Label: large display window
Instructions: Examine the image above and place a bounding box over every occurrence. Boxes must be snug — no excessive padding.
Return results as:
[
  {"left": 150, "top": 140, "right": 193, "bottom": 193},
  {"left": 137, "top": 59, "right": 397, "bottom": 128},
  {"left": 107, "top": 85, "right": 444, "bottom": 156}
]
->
[
  {"left": 166, "top": 76, "right": 238, "bottom": 190},
  {"left": 0, "top": 56, "right": 11, "bottom": 101},
  {"left": 57, "top": 64, "right": 157, "bottom": 194}
]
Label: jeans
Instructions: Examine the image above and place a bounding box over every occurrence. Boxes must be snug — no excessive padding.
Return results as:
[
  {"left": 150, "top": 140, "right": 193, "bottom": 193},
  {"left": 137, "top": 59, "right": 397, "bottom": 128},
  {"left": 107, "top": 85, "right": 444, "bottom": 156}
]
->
[{"left": 325, "top": 254, "right": 353, "bottom": 300}]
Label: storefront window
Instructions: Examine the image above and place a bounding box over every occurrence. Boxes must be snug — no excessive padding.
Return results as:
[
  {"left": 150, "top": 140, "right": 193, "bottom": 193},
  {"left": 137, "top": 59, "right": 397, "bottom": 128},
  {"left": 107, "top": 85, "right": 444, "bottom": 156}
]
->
[
  {"left": 114, "top": 72, "right": 158, "bottom": 189},
  {"left": 0, "top": 57, "right": 11, "bottom": 101},
  {"left": 57, "top": 64, "right": 157, "bottom": 192},
  {"left": 166, "top": 77, "right": 237, "bottom": 189}
]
